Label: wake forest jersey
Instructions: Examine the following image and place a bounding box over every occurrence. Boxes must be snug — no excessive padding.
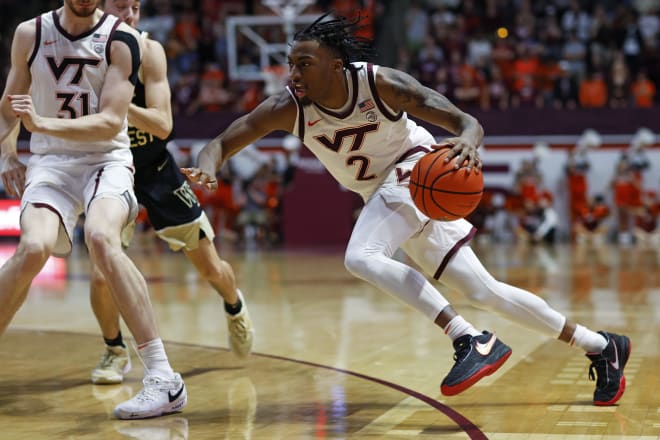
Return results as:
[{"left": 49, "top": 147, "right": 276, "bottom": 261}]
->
[
  {"left": 129, "top": 31, "right": 171, "bottom": 168},
  {"left": 28, "top": 11, "right": 130, "bottom": 155},
  {"left": 287, "top": 62, "right": 436, "bottom": 201}
]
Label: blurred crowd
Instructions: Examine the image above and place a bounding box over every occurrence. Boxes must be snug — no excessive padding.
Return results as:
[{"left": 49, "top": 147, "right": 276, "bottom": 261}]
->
[
  {"left": 4, "top": 0, "right": 660, "bottom": 114},
  {"left": 471, "top": 127, "right": 660, "bottom": 248}
]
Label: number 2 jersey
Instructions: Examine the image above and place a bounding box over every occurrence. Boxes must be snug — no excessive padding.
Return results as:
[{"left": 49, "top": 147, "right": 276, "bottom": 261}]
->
[
  {"left": 27, "top": 10, "right": 131, "bottom": 156},
  {"left": 287, "top": 62, "right": 436, "bottom": 201}
]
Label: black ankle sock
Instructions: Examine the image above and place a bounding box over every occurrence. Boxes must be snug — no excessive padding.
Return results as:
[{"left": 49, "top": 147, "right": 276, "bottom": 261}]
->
[
  {"left": 225, "top": 299, "right": 243, "bottom": 315},
  {"left": 104, "top": 331, "right": 125, "bottom": 348}
]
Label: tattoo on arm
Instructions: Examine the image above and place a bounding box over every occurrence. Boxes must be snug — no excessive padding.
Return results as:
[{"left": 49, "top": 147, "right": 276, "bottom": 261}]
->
[
  {"left": 391, "top": 71, "right": 452, "bottom": 112},
  {"left": 389, "top": 70, "right": 453, "bottom": 112}
]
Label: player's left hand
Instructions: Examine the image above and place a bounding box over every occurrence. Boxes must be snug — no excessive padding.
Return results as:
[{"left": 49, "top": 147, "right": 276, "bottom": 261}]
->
[
  {"left": 8, "top": 95, "right": 42, "bottom": 133},
  {"left": 433, "top": 137, "right": 482, "bottom": 173},
  {"left": 180, "top": 167, "right": 218, "bottom": 191}
]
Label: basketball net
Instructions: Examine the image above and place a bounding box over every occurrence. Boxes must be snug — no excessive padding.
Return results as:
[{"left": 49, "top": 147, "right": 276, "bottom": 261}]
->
[{"left": 262, "top": 64, "right": 289, "bottom": 96}]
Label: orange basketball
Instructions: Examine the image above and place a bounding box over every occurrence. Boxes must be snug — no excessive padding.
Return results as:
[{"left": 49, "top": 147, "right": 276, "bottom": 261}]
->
[{"left": 409, "top": 148, "right": 483, "bottom": 221}]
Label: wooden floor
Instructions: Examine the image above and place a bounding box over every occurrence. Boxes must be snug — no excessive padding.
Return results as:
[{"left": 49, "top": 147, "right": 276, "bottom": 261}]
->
[{"left": 1, "top": 232, "right": 659, "bottom": 439}]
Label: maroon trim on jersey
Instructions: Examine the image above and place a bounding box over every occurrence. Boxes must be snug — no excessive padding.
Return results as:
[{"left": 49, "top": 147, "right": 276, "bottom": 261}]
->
[
  {"left": 52, "top": 10, "right": 109, "bottom": 41},
  {"left": 28, "top": 15, "right": 42, "bottom": 68},
  {"left": 395, "top": 146, "right": 431, "bottom": 164},
  {"left": 313, "top": 66, "right": 358, "bottom": 119},
  {"left": 88, "top": 168, "right": 105, "bottom": 210},
  {"left": 433, "top": 226, "right": 477, "bottom": 280},
  {"left": 105, "top": 17, "right": 123, "bottom": 65},
  {"left": 287, "top": 85, "right": 306, "bottom": 139},
  {"left": 367, "top": 63, "right": 403, "bottom": 122}
]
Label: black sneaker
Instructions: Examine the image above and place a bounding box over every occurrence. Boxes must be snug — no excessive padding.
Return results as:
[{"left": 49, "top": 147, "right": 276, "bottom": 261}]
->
[
  {"left": 440, "top": 331, "right": 512, "bottom": 396},
  {"left": 586, "top": 331, "right": 631, "bottom": 406}
]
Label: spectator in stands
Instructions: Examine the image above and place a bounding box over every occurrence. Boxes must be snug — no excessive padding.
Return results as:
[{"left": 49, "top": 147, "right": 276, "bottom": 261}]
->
[
  {"left": 579, "top": 71, "right": 608, "bottom": 108},
  {"left": 552, "top": 62, "right": 579, "bottom": 109},
  {"left": 633, "top": 190, "right": 660, "bottom": 247},
  {"left": 631, "top": 69, "right": 656, "bottom": 107},
  {"left": 574, "top": 194, "right": 611, "bottom": 246},
  {"left": 609, "top": 51, "right": 631, "bottom": 108},
  {"left": 186, "top": 63, "right": 233, "bottom": 115},
  {"left": 485, "top": 64, "right": 509, "bottom": 110},
  {"left": 516, "top": 191, "right": 559, "bottom": 245}
]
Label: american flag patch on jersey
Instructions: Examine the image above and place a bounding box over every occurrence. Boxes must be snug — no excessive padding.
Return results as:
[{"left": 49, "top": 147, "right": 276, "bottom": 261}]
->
[
  {"left": 358, "top": 99, "right": 375, "bottom": 112},
  {"left": 92, "top": 33, "right": 107, "bottom": 43}
]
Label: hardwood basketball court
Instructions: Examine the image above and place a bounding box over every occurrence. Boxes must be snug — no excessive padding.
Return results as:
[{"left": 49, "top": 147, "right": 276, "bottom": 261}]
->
[{"left": 1, "top": 234, "right": 658, "bottom": 439}]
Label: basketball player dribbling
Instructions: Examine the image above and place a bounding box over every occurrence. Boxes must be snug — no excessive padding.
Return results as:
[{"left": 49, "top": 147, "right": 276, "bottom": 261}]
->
[
  {"left": 182, "top": 13, "right": 631, "bottom": 405},
  {"left": 0, "top": 0, "right": 185, "bottom": 419}
]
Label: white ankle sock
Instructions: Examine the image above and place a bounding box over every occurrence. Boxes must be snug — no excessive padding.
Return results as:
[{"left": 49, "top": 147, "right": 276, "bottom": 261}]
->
[
  {"left": 444, "top": 316, "right": 481, "bottom": 342},
  {"left": 569, "top": 325, "right": 608, "bottom": 353},
  {"left": 137, "top": 338, "right": 174, "bottom": 377}
]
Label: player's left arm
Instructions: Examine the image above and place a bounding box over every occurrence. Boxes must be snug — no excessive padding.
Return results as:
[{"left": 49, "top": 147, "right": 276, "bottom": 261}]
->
[
  {"left": 13, "top": 23, "right": 140, "bottom": 142},
  {"left": 127, "top": 38, "right": 172, "bottom": 139},
  {"left": 375, "top": 66, "right": 483, "bottom": 171}
]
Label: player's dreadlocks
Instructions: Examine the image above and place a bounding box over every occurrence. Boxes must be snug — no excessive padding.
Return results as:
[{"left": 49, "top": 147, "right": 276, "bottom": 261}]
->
[{"left": 293, "top": 12, "right": 376, "bottom": 66}]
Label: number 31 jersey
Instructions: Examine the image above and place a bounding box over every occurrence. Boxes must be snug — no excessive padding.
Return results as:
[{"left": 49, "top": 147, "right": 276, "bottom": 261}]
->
[{"left": 28, "top": 10, "right": 130, "bottom": 155}]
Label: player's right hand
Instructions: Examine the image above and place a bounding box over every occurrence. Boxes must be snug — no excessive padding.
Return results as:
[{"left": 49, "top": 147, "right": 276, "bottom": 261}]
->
[
  {"left": 1, "top": 155, "right": 27, "bottom": 198},
  {"left": 180, "top": 167, "right": 218, "bottom": 191}
]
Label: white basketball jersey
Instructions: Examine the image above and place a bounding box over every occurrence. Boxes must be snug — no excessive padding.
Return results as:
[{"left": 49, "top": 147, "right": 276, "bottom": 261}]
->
[
  {"left": 28, "top": 10, "right": 130, "bottom": 155},
  {"left": 287, "top": 62, "right": 436, "bottom": 200}
]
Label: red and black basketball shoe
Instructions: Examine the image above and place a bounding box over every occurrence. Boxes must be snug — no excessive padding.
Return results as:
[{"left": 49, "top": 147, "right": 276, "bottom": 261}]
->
[
  {"left": 441, "top": 331, "right": 512, "bottom": 396},
  {"left": 586, "top": 331, "right": 631, "bottom": 406}
]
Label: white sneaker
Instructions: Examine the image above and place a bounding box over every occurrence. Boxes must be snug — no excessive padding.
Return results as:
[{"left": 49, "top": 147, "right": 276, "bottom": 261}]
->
[
  {"left": 91, "top": 345, "right": 131, "bottom": 384},
  {"left": 113, "top": 373, "right": 187, "bottom": 420},
  {"left": 226, "top": 289, "right": 254, "bottom": 359}
]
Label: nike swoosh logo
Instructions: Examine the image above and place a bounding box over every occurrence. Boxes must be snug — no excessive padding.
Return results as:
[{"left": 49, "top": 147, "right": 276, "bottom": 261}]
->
[
  {"left": 44, "top": 40, "right": 57, "bottom": 46},
  {"left": 474, "top": 334, "right": 497, "bottom": 356},
  {"left": 168, "top": 384, "right": 185, "bottom": 402},
  {"left": 157, "top": 157, "right": 169, "bottom": 172},
  {"left": 609, "top": 343, "right": 619, "bottom": 370},
  {"left": 307, "top": 118, "right": 322, "bottom": 127}
]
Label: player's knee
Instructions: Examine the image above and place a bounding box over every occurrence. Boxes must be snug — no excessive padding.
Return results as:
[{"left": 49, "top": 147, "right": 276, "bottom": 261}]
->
[
  {"left": 16, "top": 239, "right": 52, "bottom": 269},
  {"left": 85, "top": 229, "right": 116, "bottom": 258},
  {"left": 344, "top": 252, "right": 372, "bottom": 279}
]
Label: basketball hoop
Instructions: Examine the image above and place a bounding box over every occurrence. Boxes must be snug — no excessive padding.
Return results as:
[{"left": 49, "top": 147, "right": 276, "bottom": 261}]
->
[{"left": 262, "top": 64, "right": 289, "bottom": 96}]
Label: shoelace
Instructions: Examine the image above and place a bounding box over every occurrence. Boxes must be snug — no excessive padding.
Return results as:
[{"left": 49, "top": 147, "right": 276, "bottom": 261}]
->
[
  {"left": 452, "top": 338, "right": 472, "bottom": 363},
  {"left": 588, "top": 360, "right": 606, "bottom": 387},
  {"left": 134, "top": 377, "right": 173, "bottom": 403},
  {"left": 98, "top": 350, "right": 118, "bottom": 368},
  {"left": 229, "top": 317, "right": 249, "bottom": 339}
]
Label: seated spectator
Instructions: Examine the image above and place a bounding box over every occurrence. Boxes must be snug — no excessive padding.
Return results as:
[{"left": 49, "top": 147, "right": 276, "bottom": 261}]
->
[
  {"left": 633, "top": 190, "right": 660, "bottom": 247},
  {"left": 485, "top": 64, "right": 509, "bottom": 110},
  {"left": 574, "top": 194, "right": 611, "bottom": 246},
  {"left": 552, "top": 62, "right": 579, "bottom": 109},
  {"left": 515, "top": 192, "right": 559, "bottom": 245},
  {"left": 631, "top": 69, "right": 656, "bottom": 107},
  {"left": 579, "top": 71, "right": 608, "bottom": 107},
  {"left": 185, "top": 64, "right": 234, "bottom": 114},
  {"left": 608, "top": 51, "right": 631, "bottom": 108}
]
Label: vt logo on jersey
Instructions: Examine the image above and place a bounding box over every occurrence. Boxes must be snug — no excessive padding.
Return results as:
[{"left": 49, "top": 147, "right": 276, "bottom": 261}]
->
[
  {"left": 46, "top": 57, "right": 100, "bottom": 84},
  {"left": 314, "top": 123, "right": 379, "bottom": 153},
  {"left": 313, "top": 123, "right": 380, "bottom": 181}
]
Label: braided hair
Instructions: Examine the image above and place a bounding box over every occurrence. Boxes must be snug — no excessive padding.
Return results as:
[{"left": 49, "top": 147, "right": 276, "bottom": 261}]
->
[{"left": 293, "top": 12, "right": 376, "bottom": 66}]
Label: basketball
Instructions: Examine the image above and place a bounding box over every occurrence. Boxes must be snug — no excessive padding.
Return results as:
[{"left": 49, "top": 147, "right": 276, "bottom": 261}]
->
[{"left": 409, "top": 148, "right": 484, "bottom": 221}]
